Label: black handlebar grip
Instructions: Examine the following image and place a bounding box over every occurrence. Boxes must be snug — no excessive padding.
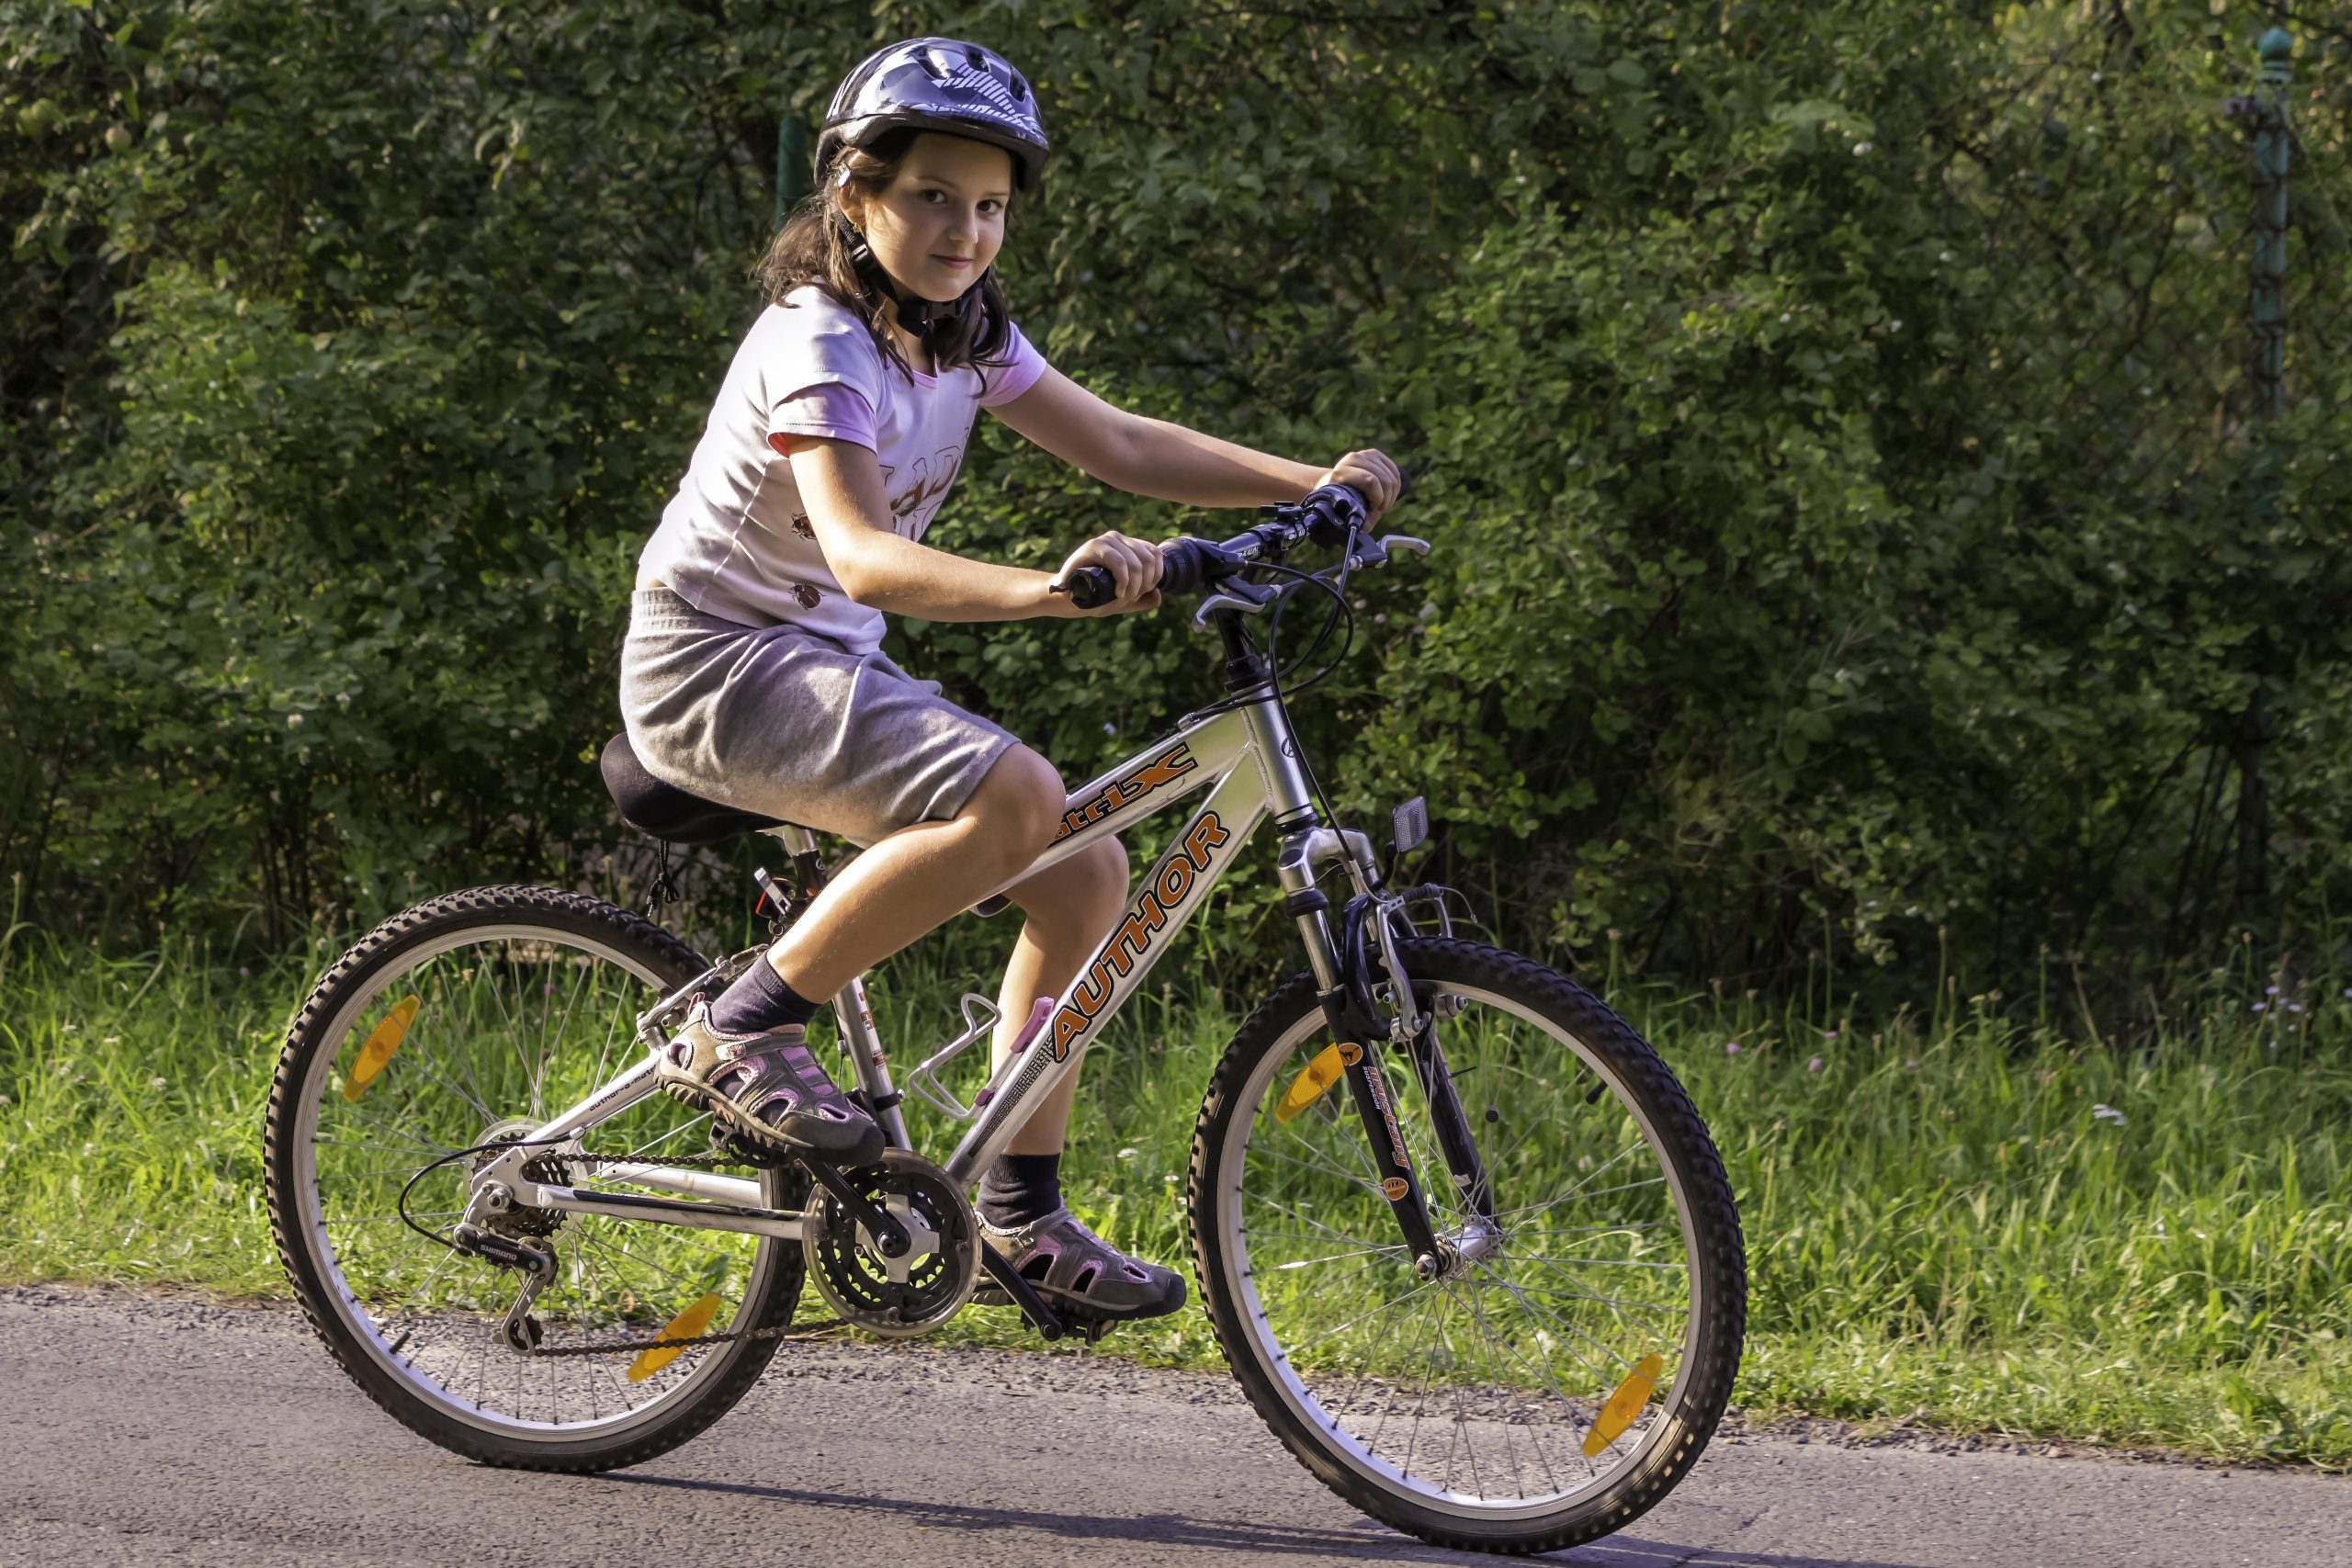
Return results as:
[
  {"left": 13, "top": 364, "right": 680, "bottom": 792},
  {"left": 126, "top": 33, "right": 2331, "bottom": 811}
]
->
[
  {"left": 1301, "top": 484, "right": 1367, "bottom": 547},
  {"left": 1057, "top": 537, "right": 1232, "bottom": 610},
  {"left": 1061, "top": 564, "right": 1117, "bottom": 610},
  {"left": 1159, "top": 536, "right": 1227, "bottom": 595}
]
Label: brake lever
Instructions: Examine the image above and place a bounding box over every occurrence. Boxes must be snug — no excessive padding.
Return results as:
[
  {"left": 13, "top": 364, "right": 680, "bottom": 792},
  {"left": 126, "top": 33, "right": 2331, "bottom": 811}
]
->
[
  {"left": 1367, "top": 533, "right": 1430, "bottom": 563},
  {"left": 1191, "top": 577, "right": 1279, "bottom": 629}
]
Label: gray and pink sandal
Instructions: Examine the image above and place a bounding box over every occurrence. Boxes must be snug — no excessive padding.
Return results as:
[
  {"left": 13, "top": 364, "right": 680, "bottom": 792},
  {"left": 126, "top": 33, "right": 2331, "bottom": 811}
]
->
[
  {"left": 978, "top": 1209, "right": 1187, "bottom": 1322},
  {"left": 653, "top": 998, "right": 884, "bottom": 1167}
]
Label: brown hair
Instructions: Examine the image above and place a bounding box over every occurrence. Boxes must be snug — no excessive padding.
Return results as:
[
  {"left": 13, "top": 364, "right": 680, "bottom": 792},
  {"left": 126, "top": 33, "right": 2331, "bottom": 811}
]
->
[{"left": 753, "top": 129, "right": 1019, "bottom": 387}]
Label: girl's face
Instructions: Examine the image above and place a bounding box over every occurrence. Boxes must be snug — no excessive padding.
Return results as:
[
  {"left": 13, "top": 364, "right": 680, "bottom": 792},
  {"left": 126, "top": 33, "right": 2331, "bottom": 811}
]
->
[{"left": 850, "top": 132, "right": 1015, "bottom": 307}]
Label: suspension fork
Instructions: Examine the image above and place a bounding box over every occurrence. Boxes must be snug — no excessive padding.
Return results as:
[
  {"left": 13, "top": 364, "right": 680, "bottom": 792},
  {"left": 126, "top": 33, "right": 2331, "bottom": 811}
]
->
[
  {"left": 1401, "top": 1009, "right": 1498, "bottom": 1227},
  {"left": 1362, "top": 897, "right": 1498, "bottom": 1229},
  {"left": 1337, "top": 892, "right": 1499, "bottom": 1252},
  {"left": 1278, "top": 825, "right": 1451, "bottom": 1274}
]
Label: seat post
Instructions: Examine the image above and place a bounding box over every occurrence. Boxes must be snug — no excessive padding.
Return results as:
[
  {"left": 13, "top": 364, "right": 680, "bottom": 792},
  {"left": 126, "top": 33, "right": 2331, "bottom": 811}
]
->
[{"left": 768, "top": 824, "right": 827, "bottom": 904}]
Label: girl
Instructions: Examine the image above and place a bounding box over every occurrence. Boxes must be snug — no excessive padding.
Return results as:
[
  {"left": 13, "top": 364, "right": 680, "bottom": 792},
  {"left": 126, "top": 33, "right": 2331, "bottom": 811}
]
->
[{"left": 622, "top": 36, "right": 1401, "bottom": 1325}]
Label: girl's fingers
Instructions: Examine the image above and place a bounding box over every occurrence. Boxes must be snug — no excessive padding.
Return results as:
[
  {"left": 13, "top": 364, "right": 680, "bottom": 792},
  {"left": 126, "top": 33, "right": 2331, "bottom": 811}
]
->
[
  {"left": 1110, "top": 538, "right": 1144, "bottom": 601},
  {"left": 1129, "top": 535, "right": 1164, "bottom": 592},
  {"left": 1093, "top": 531, "right": 1160, "bottom": 602}
]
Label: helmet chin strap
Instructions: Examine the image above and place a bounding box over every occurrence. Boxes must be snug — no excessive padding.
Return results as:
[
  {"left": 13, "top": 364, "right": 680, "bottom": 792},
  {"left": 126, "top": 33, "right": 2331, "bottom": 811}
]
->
[{"left": 842, "top": 220, "right": 975, "bottom": 350}]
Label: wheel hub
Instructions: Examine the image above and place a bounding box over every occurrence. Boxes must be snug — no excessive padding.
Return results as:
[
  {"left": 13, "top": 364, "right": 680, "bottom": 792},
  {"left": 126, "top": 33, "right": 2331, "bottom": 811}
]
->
[{"left": 471, "top": 1119, "right": 566, "bottom": 1239}]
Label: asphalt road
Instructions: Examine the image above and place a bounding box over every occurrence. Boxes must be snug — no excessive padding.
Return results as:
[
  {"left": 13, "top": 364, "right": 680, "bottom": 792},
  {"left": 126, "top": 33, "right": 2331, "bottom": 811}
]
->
[{"left": 1, "top": 1286, "right": 2342, "bottom": 1567}]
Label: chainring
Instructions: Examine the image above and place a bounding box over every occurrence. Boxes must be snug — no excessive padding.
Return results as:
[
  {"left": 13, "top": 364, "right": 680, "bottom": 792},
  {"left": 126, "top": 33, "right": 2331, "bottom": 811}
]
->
[{"left": 802, "top": 1148, "right": 978, "bottom": 1337}]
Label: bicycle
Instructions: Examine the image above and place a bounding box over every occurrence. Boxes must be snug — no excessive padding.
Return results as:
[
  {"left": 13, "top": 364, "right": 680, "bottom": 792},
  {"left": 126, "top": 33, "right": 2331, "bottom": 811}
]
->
[{"left": 264, "top": 484, "right": 1746, "bottom": 1554}]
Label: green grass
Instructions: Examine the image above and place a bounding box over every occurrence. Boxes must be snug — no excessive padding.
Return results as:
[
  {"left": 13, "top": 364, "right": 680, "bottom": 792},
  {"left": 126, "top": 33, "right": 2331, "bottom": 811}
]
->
[{"left": 4, "top": 920, "right": 2348, "bottom": 1466}]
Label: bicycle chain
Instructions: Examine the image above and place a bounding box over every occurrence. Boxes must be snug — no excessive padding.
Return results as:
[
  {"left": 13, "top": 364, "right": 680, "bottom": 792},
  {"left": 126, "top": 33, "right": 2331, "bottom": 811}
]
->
[
  {"left": 518, "top": 1146, "right": 766, "bottom": 1184},
  {"left": 499, "top": 1146, "right": 851, "bottom": 1359}
]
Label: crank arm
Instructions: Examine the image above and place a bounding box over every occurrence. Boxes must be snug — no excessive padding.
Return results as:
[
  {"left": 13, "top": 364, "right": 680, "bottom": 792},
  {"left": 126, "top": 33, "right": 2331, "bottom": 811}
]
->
[
  {"left": 977, "top": 1239, "right": 1069, "bottom": 1342},
  {"left": 800, "top": 1157, "right": 913, "bottom": 1258}
]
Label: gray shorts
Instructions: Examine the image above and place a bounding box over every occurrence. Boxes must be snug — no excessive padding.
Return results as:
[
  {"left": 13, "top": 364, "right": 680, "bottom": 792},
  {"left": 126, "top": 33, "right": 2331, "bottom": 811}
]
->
[{"left": 619, "top": 588, "right": 1021, "bottom": 846}]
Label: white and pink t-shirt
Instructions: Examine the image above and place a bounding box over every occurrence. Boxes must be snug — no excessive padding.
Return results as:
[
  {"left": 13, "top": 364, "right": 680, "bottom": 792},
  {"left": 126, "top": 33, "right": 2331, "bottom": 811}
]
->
[{"left": 639, "top": 283, "right": 1048, "bottom": 653}]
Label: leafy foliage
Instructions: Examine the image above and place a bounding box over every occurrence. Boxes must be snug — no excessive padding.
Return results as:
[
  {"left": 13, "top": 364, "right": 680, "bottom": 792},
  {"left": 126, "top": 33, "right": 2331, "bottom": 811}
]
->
[{"left": 5, "top": 1, "right": 2348, "bottom": 1006}]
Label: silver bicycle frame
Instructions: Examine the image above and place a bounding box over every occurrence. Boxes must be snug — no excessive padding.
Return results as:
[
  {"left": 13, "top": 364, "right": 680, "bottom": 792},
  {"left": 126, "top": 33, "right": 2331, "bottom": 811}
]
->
[{"left": 501, "top": 685, "right": 1379, "bottom": 1231}]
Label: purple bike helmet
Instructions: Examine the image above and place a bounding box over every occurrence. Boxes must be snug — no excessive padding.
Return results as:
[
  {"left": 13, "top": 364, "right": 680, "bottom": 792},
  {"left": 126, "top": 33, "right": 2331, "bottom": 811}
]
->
[{"left": 817, "top": 37, "right": 1048, "bottom": 192}]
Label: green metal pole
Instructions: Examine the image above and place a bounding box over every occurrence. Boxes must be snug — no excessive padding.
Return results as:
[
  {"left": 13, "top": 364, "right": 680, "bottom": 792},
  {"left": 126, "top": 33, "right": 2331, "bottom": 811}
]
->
[
  {"left": 2251, "top": 28, "right": 2291, "bottom": 471},
  {"left": 775, "top": 117, "right": 812, "bottom": 231},
  {"left": 2234, "top": 28, "right": 2292, "bottom": 917}
]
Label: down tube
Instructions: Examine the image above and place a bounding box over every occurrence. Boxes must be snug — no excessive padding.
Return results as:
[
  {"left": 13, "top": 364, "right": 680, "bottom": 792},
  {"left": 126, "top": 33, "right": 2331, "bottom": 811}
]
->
[{"left": 944, "top": 767, "right": 1268, "bottom": 1185}]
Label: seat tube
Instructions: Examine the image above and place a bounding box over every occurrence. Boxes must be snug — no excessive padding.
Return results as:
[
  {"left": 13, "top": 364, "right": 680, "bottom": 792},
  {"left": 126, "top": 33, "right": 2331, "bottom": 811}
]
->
[{"left": 832, "top": 978, "right": 910, "bottom": 1151}]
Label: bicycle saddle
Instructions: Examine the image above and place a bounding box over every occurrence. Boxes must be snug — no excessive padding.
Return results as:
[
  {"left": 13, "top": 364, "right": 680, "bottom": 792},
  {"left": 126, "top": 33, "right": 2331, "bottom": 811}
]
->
[{"left": 599, "top": 732, "right": 791, "bottom": 844}]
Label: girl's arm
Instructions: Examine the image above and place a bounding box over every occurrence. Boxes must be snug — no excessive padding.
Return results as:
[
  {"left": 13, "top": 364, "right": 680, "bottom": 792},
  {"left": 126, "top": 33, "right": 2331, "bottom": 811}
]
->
[
  {"left": 990, "top": 365, "right": 1401, "bottom": 516},
  {"left": 784, "top": 435, "right": 1160, "bottom": 620}
]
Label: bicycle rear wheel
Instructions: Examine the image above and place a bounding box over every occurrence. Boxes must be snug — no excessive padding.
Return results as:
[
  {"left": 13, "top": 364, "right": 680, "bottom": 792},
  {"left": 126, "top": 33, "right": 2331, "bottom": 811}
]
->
[
  {"left": 1189, "top": 937, "right": 1744, "bottom": 1553},
  {"left": 265, "top": 886, "right": 805, "bottom": 1471}
]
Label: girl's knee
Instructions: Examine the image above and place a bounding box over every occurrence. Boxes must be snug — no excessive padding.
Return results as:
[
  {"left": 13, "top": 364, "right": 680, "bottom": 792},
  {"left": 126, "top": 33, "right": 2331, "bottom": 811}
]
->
[
  {"left": 1070, "top": 838, "right": 1130, "bottom": 916},
  {"left": 964, "top": 745, "right": 1064, "bottom": 870}
]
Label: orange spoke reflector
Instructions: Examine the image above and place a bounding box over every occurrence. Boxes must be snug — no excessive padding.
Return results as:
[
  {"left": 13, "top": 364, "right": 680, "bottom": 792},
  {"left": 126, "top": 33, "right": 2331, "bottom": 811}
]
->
[
  {"left": 627, "top": 1292, "right": 724, "bottom": 1382},
  {"left": 341, "top": 995, "right": 421, "bottom": 1102},
  {"left": 1275, "top": 1043, "right": 1349, "bottom": 1123},
  {"left": 1581, "top": 1352, "right": 1664, "bottom": 1458}
]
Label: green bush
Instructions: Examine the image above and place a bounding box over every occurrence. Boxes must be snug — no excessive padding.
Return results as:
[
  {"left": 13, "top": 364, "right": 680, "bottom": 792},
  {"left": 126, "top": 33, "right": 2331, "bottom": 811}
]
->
[{"left": 6, "top": 2, "right": 2348, "bottom": 1006}]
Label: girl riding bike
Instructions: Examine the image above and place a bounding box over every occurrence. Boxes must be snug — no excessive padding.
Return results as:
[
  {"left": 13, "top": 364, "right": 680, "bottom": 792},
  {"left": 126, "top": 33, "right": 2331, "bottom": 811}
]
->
[{"left": 622, "top": 36, "right": 1402, "bottom": 1328}]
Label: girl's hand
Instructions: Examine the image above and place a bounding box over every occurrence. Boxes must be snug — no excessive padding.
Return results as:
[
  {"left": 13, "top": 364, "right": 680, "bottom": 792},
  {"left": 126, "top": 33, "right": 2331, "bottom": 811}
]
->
[
  {"left": 1315, "top": 449, "right": 1404, "bottom": 524},
  {"left": 1049, "top": 529, "right": 1164, "bottom": 615}
]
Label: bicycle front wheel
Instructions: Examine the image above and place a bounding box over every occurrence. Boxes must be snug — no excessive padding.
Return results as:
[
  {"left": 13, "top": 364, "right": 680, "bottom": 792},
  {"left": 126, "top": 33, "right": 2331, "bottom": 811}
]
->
[
  {"left": 1189, "top": 937, "right": 1744, "bottom": 1554},
  {"left": 265, "top": 886, "right": 805, "bottom": 1472}
]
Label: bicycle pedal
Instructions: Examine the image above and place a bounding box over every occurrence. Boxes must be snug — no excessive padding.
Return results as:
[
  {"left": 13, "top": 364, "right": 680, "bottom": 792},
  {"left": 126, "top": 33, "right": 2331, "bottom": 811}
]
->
[
  {"left": 1069, "top": 1312, "right": 1118, "bottom": 1347},
  {"left": 970, "top": 1284, "right": 1115, "bottom": 1344}
]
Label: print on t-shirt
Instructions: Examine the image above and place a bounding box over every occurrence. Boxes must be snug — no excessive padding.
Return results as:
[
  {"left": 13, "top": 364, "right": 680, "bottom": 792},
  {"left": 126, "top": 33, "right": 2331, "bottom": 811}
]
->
[{"left": 882, "top": 446, "right": 967, "bottom": 536}]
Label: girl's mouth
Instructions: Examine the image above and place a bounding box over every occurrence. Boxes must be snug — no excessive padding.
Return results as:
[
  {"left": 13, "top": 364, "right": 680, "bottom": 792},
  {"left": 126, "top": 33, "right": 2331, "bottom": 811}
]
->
[{"left": 933, "top": 255, "right": 973, "bottom": 270}]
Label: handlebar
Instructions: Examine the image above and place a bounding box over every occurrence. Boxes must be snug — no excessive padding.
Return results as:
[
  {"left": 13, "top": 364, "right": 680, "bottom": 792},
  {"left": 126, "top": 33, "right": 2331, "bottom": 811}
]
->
[{"left": 1053, "top": 481, "right": 1389, "bottom": 612}]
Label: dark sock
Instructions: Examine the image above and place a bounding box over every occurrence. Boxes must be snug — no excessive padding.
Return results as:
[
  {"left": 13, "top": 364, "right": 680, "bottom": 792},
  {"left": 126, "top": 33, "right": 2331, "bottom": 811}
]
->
[
  {"left": 707, "top": 961, "right": 820, "bottom": 1037},
  {"left": 978, "top": 1152, "right": 1063, "bottom": 1231}
]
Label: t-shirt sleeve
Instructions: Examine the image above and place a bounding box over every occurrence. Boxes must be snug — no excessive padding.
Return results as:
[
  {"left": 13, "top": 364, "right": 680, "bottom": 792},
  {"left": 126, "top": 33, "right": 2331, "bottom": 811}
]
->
[
  {"left": 767, "top": 383, "right": 878, "bottom": 453},
  {"left": 756, "top": 293, "right": 888, "bottom": 453},
  {"left": 975, "top": 318, "right": 1050, "bottom": 409}
]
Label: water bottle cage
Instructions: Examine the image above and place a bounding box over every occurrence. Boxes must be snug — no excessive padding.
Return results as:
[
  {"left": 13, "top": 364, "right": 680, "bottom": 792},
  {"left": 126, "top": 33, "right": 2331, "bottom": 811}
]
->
[{"left": 904, "top": 992, "right": 1004, "bottom": 1121}]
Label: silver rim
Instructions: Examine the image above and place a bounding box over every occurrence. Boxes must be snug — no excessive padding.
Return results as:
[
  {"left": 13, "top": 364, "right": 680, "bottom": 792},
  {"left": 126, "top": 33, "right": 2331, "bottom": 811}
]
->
[
  {"left": 1211, "top": 980, "right": 1706, "bottom": 1521},
  {"left": 286, "top": 919, "right": 790, "bottom": 1442}
]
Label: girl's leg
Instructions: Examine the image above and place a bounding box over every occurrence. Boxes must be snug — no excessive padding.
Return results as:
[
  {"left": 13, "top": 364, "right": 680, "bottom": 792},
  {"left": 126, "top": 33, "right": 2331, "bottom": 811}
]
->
[
  {"left": 988, "top": 837, "right": 1132, "bottom": 1154},
  {"left": 761, "top": 745, "right": 1066, "bottom": 998},
  {"left": 662, "top": 745, "right": 1068, "bottom": 1163},
  {"left": 973, "top": 836, "right": 1187, "bottom": 1319}
]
